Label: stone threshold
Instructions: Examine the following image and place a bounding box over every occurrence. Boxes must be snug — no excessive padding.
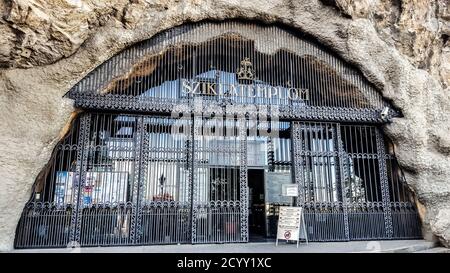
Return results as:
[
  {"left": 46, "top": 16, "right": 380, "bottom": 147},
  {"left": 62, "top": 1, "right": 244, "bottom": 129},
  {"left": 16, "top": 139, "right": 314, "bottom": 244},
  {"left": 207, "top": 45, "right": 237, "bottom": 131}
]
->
[{"left": 9, "top": 240, "right": 438, "bottom": 253}]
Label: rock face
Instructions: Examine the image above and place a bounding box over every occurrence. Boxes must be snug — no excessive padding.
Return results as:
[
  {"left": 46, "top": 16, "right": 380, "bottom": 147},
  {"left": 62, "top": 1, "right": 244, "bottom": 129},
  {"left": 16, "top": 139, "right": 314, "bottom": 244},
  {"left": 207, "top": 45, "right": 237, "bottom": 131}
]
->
[
  {"left": 0, "top": 0, "right": 449, "bottom": 250},
  {"left": 325, "top": 0, "right": 450, "bottom": 89}
]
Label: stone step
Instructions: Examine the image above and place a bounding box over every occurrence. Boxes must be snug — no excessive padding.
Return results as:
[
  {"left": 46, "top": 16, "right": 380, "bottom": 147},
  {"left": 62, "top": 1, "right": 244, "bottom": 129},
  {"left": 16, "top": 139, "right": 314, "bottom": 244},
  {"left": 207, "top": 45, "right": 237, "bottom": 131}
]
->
[
  {"left": 413, "top": 247, "right": 450, "bottom": 253},
  {"left": 379, "top": 241, "right": 436, "bottom": 253}
]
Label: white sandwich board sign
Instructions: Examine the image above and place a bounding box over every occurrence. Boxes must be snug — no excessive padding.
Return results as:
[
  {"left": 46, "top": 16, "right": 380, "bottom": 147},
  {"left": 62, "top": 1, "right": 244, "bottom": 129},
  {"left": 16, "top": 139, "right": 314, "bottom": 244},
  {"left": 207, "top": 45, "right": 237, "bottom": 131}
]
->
[{"left": 276, "top": 206, "right": 308, "bottom": 248}]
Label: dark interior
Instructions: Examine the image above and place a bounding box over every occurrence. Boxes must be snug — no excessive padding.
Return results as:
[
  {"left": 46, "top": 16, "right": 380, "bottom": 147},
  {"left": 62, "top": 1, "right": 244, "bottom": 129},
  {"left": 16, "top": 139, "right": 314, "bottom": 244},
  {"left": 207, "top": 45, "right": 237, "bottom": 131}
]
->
[{"left": 248, "top": 169, "right": 266, "bottom": 242}]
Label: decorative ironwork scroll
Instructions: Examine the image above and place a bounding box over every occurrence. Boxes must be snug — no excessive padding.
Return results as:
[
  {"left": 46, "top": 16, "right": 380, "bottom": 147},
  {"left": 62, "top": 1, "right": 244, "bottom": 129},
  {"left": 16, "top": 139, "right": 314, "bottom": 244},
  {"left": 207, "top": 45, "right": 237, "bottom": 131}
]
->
[
  {"left": 291, "top": 121, "right": 420, "bottom": 241},
  {"left": 375, "top": 128, "right": 394, "bottom": 238},
  {"left": 69, "top": 114, "right": 91, "bottom": 244}
]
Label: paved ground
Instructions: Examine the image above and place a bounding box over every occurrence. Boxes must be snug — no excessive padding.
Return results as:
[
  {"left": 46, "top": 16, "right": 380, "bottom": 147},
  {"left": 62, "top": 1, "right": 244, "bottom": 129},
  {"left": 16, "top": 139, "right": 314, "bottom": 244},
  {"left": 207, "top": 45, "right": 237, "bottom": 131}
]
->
[
  {"left": 11, "top": 240, "right": 437, "bottom": 253},
  {"left": 414, "top": 247, "right": 450, "bottom": 253}
]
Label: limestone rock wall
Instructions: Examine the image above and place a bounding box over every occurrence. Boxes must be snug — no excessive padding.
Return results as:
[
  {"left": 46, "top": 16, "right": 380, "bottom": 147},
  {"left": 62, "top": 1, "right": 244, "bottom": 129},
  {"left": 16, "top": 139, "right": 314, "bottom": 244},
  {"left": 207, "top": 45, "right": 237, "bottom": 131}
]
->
[
  {"left": 0, "top": 0, "right": 449, "bottom": 251},
  {"left": 325, "top": 0, "right": 450, "bottom": 90}
]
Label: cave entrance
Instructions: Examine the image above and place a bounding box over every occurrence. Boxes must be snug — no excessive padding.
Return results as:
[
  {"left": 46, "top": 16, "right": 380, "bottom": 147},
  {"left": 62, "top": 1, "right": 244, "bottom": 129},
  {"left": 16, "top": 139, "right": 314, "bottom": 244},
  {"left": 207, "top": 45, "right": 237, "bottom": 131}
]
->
[{"left": 14, "top": 21, "right": 422, "bottom": 249}]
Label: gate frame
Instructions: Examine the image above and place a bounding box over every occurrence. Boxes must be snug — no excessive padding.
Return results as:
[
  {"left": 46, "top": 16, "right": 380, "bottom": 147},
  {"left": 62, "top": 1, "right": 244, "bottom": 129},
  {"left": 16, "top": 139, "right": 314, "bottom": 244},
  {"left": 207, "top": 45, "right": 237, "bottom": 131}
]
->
[{"left": 69, "top": 114, "right": 91, "bottom": 244}]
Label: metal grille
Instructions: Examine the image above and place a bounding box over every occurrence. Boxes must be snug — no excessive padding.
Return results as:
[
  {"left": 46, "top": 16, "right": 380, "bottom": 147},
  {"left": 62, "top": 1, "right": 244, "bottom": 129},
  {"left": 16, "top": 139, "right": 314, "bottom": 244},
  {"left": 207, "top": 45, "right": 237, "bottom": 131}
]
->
[
  {"left": 192, "top": 117, "right": 247, "bottom": 243},
  {"left": 67, "top": 21, "right": 398, "bottom": 123},
  {"left": 386, "top": 157, "right": 423, "bottom": 239},
  {"left": 138, "top": 117, "right": 192, "bottom": 244},
  {"left": 15, "top": 115, "right": 422, "bottom": 248},
  {"left": 15, "top": 112, "right": 250, "bottom": 248},
  {"left": 14, "top": 117, "right": 82, "bottom": 248},
  {"left": 292, "top": 121, "right": 422, "bottom": 241}
]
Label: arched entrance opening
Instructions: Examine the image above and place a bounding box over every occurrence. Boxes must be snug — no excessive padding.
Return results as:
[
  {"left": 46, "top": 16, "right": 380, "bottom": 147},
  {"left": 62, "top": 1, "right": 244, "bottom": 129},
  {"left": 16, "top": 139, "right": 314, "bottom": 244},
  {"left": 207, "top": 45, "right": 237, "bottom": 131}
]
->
[{"left": 15, "top": 21, "right": 422, "bottom": 248}]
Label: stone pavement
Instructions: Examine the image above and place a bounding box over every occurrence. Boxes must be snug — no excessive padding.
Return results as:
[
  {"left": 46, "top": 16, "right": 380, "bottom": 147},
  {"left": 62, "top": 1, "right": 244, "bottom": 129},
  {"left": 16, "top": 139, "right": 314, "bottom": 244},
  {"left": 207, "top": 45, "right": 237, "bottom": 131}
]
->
[{"left": 11, "top": 240, "right": 438, "bottom": 253}]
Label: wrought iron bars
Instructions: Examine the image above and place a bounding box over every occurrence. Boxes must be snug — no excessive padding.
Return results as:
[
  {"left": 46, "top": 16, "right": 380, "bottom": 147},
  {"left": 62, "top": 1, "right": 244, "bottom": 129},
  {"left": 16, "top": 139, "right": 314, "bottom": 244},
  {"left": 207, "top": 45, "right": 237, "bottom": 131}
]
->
[
  {"left": 14, "top": 117, "right": 82, "bottom": 248},
  {"left": 15, "top": 114, "right": 421, "bottom": 248},
  {"left": 67, "top": 21, "right": 397, "bottom": 123},
  {"left": 292, "top": 121, "right": 421, "bottom": 241},
  {"left": 192, "top": 116, "right": 247, "bottom": 243}
]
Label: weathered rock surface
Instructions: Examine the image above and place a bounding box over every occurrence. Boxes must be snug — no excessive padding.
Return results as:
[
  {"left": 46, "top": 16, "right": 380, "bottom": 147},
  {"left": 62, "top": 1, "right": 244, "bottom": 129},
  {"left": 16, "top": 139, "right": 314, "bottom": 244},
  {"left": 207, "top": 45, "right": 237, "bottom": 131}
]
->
[
  {"left": 0, "top": 0, "right": 449, "bottom": 250},
  {"left": 324, "top": 0, "right": 450, "bottom": 89}
]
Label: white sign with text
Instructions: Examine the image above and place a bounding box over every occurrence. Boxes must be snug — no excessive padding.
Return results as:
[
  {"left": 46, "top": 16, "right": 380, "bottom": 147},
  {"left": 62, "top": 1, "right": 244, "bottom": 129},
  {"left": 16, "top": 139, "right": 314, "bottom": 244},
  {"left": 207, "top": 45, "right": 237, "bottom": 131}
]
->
[
  {"left": 281, "top": 184, "right": 298, "bottom": 197},
  {"left": 276, "top": 206, "right": 308, "bottom": 248}
]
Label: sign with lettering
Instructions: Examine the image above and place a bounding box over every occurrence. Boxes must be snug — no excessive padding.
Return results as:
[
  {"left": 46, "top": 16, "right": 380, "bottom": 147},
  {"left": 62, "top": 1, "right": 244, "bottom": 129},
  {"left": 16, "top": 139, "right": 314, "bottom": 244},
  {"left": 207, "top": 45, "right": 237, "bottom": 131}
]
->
[
  {"left": 181, "top": 79, "right": 309, "bottom": 101},
  {"left": 276, "top": 206, "right": 308, "bottom": 248}
]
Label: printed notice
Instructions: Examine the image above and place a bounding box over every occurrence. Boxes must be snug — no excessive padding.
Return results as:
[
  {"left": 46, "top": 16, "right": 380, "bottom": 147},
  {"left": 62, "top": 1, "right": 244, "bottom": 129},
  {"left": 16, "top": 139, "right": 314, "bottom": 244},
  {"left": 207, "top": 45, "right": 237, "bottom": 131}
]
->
[{"left": 276, "top": 206, "right": 308, "bottom": 247}]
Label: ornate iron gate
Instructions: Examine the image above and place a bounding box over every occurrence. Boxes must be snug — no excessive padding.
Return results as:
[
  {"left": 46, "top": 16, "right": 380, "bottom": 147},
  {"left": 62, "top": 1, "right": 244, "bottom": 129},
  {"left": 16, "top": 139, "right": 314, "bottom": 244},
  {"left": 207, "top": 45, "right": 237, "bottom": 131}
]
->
[
  {"left": 191, "top": 116, "right": 248, "bottom": 243},
  {"left": 292, "top": 121, "right": 421, "bottom": 241},
  {"left": 14, "top": 114, "right": 421, "bottom": 248},
  {"left": 136, "top": 116, "right": 192, "bottom": 244},
  {"left": 15, "top": 112, "right": 250, "bottom": 248}
]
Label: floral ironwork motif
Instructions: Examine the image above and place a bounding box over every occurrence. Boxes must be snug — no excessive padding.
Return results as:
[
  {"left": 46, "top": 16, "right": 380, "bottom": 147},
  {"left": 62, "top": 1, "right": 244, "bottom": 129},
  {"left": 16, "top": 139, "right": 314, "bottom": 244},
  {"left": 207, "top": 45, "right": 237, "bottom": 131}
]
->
[{"left": 236, "top": 57, "right": 255, "bottom": 80}]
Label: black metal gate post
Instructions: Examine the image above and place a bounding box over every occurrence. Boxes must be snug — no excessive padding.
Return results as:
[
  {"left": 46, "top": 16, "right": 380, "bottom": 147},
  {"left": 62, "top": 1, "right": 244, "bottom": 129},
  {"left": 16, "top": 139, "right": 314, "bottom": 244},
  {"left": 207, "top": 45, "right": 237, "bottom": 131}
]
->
[
  {"left": 292, "top": 122, "right": 305, "bottom": 206},
  {"left": 375, "top": 128, "right": 394, "bottom": 238},
  {"left": 69, "top": 113, "right": 91, "bottom": 245},
  {"left": 187, "top": 114, "right": 195, "bottom": 243},
  {"left": 336, "top": 123, "right": 350, "bottom": 240},
  {"left": 238, "top": 118, "right": 248, "bottom": 242},
  {"left": 190, "top": 114, "right": 201, "bottom": 243},
  {"left": 130, "top": 116, "right": 146, "bottom": 244}
]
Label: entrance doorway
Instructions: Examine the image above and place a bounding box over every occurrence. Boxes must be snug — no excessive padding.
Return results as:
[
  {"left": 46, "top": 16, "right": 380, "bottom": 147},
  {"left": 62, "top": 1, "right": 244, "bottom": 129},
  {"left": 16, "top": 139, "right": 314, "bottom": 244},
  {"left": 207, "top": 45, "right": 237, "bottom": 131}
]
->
[{"left": 248, "top": 169, "right": 266, "bottom": 242}]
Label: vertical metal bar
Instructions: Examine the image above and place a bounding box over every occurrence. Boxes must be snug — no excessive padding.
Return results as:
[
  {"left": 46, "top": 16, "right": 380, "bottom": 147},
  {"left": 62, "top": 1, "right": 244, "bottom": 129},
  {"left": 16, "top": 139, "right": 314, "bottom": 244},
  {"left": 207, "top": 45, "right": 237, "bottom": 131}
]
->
[
  {"left": 336, "top": 123, "right": 350, "bottom": 240},
  {"left": 375, "top": 127, "right": 393, "bottom": 238},
  {"left": 292, "top": 122, "right": 305, "bottom": 206},
  {"left": 69, "top": 113, "right": 91, "bottom": 245},
  {"left": 239, "top": 118, "right": 248, "bottom": 242}
]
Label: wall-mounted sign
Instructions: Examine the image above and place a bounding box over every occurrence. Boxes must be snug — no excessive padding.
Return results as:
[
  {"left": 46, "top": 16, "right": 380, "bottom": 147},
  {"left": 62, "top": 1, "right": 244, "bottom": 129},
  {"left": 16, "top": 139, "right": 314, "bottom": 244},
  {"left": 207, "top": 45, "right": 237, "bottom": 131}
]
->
[
  {"left": 276, "top": 206, "right": 308, "bottom": 248},
  {"left": 282, "top": 184, "right": 298, "bottom": 197},
  {"left": 181, "top": 79, "right": 309, "bottom": 101}
]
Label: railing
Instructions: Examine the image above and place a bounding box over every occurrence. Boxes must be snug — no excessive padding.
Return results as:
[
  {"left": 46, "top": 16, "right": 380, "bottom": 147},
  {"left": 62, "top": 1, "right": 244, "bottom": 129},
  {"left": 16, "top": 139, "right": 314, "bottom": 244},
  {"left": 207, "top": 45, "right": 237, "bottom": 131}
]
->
[
  {"left": 139, "top": 202, "right": 190, "bottom": 244},
  {"left": 391, "top": 203, "right": 422, "bottom": 239},
  {"left": 15, "top": 114, "right": 422, "bottom": 249},
  {"left": 79, "top": 203, "right": 133, "bottom": 247},
  {"left": 347, "top": 203, "right": 386, "bottom": 240},
  {"left": 193, "top": 201, "right": 243, "bottom": 244},
  {"left": 14, "top": 203, "right": 73, "bottom": 249}
]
